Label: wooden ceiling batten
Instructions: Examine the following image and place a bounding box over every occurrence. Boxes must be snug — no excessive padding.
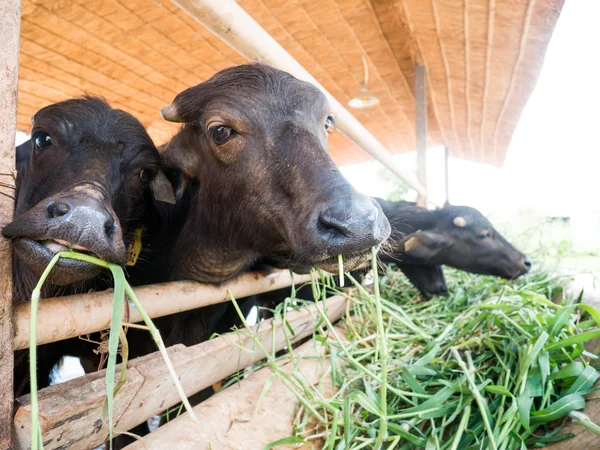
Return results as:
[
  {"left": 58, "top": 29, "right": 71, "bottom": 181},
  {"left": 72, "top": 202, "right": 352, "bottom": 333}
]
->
[
  {"left": 289, "top": 0, "right": 413, "bottom": 149},
  {"left": 369, "top": 1, "right": 443, "bottom": 148},
  {"left": 243, "top": 0, "right": 390, "bottom": 152},
  {"left": 16, "top": 0, "right": 564, "bottom": 168},
  {"left": 463, "top": 0, "right": 475, "bottom": 159},
  {"left": 491, "top": 0, "right": 536, "bottom": 163},
  {"left": 430, "top": 0, "right": 464, "bottom": 159},
  {"left": 399, "top": 0, "right": 452, "bottom": 156},
  {"left": 332, "top": 0, "right": 416, "bottom": 138}
]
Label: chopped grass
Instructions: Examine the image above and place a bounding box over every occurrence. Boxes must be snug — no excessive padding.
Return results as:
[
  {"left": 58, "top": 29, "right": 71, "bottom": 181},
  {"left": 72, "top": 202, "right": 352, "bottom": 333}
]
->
[{"left": 264, "top": 259, "right": 600, "bottom": 449}]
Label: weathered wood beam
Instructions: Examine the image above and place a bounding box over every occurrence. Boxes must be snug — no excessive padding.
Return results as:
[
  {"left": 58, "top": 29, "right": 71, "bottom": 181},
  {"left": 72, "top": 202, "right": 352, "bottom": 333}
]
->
[
  {"left": 415, "top": 63, "right": 428, "bottom": 207},
  {"left": 125, "top": 331, "right": 341, "bottom": 449},
  {"left": 14, "top": 270, "right": 311, "bottom": 350},
  {"left": 14, "top": 295, "right": 348, "bottom": 449},
  {"left": 0, "top": 0, "right": 21, "bottom": 447}
]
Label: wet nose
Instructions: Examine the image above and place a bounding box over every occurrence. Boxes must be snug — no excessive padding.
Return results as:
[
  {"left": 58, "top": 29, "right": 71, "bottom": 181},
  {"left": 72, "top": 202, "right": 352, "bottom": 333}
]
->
[
  {"left": 316, "top": 195, "right": 391, "bottom": 253},
  {"left": 44, "top": 194, "right": 123, "bottom": 262},
  {"left": 47, "top": 196, "right": 118, "bottom": 239},
  {"left": 439, "top": 284, "right": 449, "bottom": 295},
  {"left": 523, "top": 256, "right": 532, "bottom": 272}
]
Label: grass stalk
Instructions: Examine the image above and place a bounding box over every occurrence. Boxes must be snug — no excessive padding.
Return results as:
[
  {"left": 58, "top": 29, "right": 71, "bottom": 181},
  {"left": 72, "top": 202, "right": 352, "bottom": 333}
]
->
[
  {"left": 124, "top": 283, "right": 198, "bottom": 423},
  {"left": 29, "top": 252, "right": 62, "bottom": 450},
  {"left": 450, "top": 347, "right": 497, "bottom": 450},
  {"left": 371, "top": 247, "right": 388, "bottom": 450}
]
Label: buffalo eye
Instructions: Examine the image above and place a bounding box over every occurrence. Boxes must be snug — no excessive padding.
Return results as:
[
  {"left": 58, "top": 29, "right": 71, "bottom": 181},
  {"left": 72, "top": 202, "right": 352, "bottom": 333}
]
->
[
  {"left": 33, "top": 132, "right": 52, "bottom": 151},
  {"left": 139, "top": 168, "right": 156, "bottom": 184},
  {"left": 210, "top": 125, "right": 234, "bottom": 145},
  {"left": 324, "top": 115, "right": 335, "bottom": 132},
  {"left": 477, "top": 230, "right": 492, "bottom": 240}
]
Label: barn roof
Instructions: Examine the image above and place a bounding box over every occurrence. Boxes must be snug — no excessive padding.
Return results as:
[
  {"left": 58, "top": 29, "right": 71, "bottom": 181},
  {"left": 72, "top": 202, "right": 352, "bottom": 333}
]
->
[{"left": 16, "top": 0, "right": 563, "bottom": 167}]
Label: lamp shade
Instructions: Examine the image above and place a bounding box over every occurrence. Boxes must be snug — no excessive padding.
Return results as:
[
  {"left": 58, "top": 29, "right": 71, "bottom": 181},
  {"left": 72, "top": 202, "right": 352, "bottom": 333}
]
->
[{"left": 348, "top": 86, "right": 380, "bottom": 109}]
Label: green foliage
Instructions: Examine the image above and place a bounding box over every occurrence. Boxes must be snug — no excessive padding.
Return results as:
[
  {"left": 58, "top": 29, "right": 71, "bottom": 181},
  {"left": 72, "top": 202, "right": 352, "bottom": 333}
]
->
[
  {"left": 267, "top": 264, "right": 600, "bottom": 449},
  {"left": 378, "top": 166, "right": 410, "bottom": 201}
]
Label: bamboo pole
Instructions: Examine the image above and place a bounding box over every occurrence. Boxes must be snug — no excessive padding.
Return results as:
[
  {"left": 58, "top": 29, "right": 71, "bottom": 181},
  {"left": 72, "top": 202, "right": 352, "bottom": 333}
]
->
[
  {"left": 415, "top": 63, "right": 428, "bottom": 207},
  {"left": 14, "top": 270, "right": 311, "bottom": 350},
  {"left": 171, "top": 0, "right": 437, "bottom": 205},
  {"left": 0, "top": 0, "right": 21, "bottom": 447},
  {"left": 125, "top": 333, "right": 339, "bottom": 449}
]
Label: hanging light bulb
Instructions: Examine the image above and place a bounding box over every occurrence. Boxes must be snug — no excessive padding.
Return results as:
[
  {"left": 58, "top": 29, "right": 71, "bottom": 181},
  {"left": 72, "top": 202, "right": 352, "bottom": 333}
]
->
[{"left": 348, "top": 56, "right": 380, "bottom": 109}]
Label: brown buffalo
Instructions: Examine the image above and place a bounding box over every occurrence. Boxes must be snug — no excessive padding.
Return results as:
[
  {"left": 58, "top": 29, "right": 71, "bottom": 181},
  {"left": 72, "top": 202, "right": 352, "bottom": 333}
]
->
[{"left": 148, "top": 64, "right": 391, "bottom": 284}]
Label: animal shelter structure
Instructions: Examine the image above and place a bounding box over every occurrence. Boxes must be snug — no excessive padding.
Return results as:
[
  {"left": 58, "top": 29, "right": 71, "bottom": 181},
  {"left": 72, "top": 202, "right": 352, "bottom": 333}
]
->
[{"left": 0, "top": 0, "right": 564, "bottom": 447}]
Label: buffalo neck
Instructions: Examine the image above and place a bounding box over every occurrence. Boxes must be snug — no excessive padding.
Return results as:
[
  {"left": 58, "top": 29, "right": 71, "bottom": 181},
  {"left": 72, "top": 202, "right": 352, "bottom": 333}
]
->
[{"left": 139, "top": 187, "right": 259, "bottom": 285}]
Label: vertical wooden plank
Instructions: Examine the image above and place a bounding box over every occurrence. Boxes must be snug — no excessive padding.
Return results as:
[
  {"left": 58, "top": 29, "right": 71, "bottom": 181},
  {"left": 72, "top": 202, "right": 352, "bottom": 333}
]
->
[
  {"left": 415, "top": 64, "right": 428, "bottom": 207},
  {"left": 0, "top": 0, "right": 20, "bottom": 445},
  {"left": 444, "top": 145, "right": 450, "bottom": 205}
]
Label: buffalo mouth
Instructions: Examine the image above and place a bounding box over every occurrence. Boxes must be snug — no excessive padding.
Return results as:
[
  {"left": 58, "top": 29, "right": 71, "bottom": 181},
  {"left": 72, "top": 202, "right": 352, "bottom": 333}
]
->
[
  {"left": 484, "top": 264, "right": 529, "bottom": 281},
  {"left": 419, "top": 290, "right": 435, "bottom": 300},
  {"left": 12, "top": 237, "right": 116, "bottom": 286},
  {"left": 288, "top": 248, "right": 374, "bottom": 275}
]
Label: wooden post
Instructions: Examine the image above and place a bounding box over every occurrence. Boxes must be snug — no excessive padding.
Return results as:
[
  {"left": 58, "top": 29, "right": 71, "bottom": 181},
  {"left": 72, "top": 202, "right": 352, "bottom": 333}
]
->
[
  {"left": 415, "top": 64, "right": 428, "bottom": 207},
  {"left": 0, "top": 0, "right": 20, "bottom": 445},
  {"left": 444, "top": 145, "right": 450, "bottom": 205}
]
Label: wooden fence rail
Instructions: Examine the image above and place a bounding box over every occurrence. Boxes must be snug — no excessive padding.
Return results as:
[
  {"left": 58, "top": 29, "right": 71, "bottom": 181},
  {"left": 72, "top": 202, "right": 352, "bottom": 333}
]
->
[
  {"left": 14, "top": 270, "right": 312, "bottom": 350},
  {"left": 14, "top": 295, "right": 347, "bottom": 449}
]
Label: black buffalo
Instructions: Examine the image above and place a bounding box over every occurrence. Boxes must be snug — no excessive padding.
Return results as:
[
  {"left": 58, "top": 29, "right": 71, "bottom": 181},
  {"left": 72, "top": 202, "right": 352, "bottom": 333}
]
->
[
  {"left": 4, "top": 97, "right": 172, "bottom": 397},
  {"left": 377, "top": 199, "right": 531, "bottom": 280}
]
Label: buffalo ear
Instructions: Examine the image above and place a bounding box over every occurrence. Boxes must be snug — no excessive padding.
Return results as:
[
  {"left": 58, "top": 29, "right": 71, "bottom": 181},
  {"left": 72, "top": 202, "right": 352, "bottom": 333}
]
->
[
  {"left": 170, "top": 170, "right": 188, "bottom": 202},
  {"left": 160, "top": 103, "right": 185, "bottom": 123},
  {"left": 150, "top": 170, "right": 176, "bottom": 204},
  {"left": 402, "top": 231, "right": 448, "bottom": 261}
]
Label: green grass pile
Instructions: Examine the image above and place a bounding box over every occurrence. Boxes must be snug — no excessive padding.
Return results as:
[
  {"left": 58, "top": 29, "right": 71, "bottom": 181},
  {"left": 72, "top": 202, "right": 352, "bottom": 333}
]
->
[{"left": 277, "top": 265, "right": 600, "bottom": 450}]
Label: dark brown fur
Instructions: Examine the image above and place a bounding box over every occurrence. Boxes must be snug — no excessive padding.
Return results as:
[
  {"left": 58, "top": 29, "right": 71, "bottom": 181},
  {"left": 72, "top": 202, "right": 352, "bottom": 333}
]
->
[
  {"left": 5, "top": 97, "right": 161, "bottom": 398},
  {"left": 147, "top": 64, "right": 390, "bottom": 285},
  {"left": 376, "top": 198, "right": 531, "bottom": 280}
]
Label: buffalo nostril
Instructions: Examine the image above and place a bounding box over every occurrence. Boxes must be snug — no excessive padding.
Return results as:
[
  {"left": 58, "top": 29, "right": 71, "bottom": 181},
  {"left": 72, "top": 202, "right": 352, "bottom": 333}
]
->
[
  {"left": 440, "top": 285, "right": 448, "bottom": 295},
  {"left": 104, "top": 215, "right": 117, "bottom": 237},
  {"left": 47, "top": 200, "right": 71, "bottom": 219},
  {"left": 523, "top": 257, "right": 532, "bottom": 271},
  {"left": 318, "top": 212, "right": 349, "bottom": 238}
]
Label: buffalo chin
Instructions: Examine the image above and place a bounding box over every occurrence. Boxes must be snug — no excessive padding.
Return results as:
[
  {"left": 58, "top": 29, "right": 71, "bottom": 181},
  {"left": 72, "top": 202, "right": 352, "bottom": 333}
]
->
[{"left": 13, "top": 238, "right": 103, "bottom": 286}]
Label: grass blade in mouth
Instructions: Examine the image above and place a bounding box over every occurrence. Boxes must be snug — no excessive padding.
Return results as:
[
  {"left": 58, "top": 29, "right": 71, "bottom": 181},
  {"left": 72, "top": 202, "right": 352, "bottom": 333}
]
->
[
  {"left": 104, "top": 263, "right": 125, "bottom": 446},
  {"left": 338, "top": 254, "right": 344, "bottom": 288},
  {"left": 29, "top": 250, "right": 197, "bottom": 449},
  {"left": 30, "top": 253, "right": 61, "bottom": 450}
]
